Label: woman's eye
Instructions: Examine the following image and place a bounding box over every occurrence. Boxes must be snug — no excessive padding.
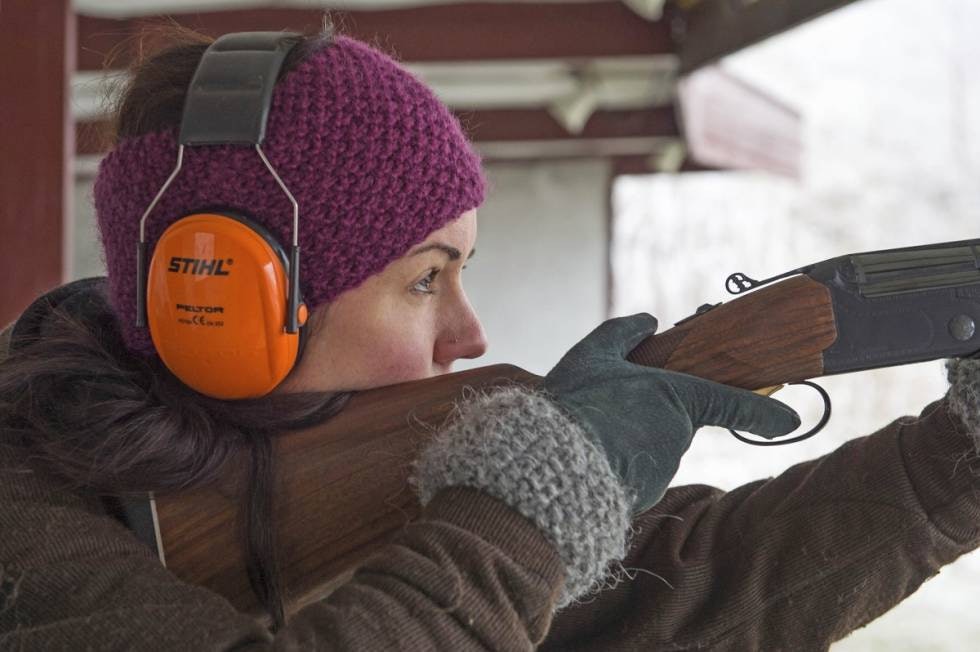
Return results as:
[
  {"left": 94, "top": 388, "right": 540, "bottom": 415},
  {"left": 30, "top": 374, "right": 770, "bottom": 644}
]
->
[{"left": 413, "top": 269, "right": 439, "bottom": 294}]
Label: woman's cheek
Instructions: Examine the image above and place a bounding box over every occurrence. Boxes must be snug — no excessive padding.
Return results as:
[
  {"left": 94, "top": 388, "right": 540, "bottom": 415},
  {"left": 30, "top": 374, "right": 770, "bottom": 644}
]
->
[{"left": 359, "top": 326, "right": 435, "bottom": 386}]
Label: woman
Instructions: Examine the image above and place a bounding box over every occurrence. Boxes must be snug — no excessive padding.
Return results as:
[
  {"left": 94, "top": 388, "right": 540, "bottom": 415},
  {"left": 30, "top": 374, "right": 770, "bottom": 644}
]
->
[{"left": 1, "top": 26, "right": 978, "bottom": 651}]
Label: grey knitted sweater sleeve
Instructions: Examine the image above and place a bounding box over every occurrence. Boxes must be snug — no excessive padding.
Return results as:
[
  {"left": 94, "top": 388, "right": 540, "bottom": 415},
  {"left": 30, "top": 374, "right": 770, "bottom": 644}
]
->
[
  {"left": 412, "top": 386, "right": 631, "bottom": 608},
  {"left": 945, "top": 356, "right": 980, "bottom": 447}
]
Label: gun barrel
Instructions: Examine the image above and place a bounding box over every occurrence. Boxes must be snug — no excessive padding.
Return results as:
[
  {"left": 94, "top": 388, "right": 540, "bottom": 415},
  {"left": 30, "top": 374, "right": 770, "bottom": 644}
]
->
[{"left": 830, "top": 239, "right": 980, "bottom": 298}]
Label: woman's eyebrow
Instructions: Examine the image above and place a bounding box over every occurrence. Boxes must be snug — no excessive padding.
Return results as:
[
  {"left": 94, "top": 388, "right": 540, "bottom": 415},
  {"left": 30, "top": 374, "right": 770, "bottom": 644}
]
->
[{"left": 408, "top": 243, "right": 476, "bottom": 261}]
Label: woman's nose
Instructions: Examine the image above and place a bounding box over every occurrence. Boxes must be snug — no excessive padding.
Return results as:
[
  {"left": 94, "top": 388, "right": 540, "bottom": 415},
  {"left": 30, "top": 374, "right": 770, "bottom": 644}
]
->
[
  {"left": 455, "top": 320, "right": 489, "bottom": 361},
  {"left": 435, "top": 304, "right": 487, "bottom": 365}
]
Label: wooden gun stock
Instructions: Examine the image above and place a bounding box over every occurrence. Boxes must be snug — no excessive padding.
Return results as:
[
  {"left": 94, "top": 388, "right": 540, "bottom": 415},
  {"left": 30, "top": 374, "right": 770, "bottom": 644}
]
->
[
  {"left": 627, "top": 275, "right": 837, "bottom": 384},
  {"left": 153, "top": 275, "right": 837, "bottom": 615}
]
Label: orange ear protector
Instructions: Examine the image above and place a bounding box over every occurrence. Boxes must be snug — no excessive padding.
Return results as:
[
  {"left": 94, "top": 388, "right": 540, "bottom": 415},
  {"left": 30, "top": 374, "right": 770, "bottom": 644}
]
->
[
  {"left": 134, "top": 32, "right": 308, "bottom": 399},
  {"left": 144, "top": 210, "right": 309, "bottom": 399}
]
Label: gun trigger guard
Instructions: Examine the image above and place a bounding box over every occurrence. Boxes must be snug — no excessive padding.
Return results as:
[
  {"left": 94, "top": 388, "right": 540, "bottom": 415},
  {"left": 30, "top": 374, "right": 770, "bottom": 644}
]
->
[{"left": 729, "top": 380, "right": 832, "bottom": 447}]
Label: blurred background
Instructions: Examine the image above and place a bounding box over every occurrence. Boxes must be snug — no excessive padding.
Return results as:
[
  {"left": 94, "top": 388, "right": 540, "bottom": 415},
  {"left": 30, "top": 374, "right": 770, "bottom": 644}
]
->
[{"left": 2, "top": 0, "right": 979, "bottom": 648}]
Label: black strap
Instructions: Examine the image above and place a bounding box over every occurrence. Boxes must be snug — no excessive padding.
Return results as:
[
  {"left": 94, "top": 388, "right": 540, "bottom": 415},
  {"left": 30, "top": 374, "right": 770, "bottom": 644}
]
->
[
  {"left": 103, "top": 495, "right": 165, "bottom": 563},
  {"left": 179, "top": 31, "right": 301, "bottom": 146}
]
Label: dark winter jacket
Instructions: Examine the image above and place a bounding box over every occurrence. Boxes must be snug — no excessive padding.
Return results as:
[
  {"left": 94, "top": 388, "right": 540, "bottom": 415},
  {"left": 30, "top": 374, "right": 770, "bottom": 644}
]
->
[{"left": 1, "top": 281, "right": 979, "bottom": 650}]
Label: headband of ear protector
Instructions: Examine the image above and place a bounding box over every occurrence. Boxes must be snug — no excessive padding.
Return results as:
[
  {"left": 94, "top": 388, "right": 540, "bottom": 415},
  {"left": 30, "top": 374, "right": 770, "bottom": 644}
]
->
[{"left": 134, "top": 32, "right": 309, "bottom": 400}]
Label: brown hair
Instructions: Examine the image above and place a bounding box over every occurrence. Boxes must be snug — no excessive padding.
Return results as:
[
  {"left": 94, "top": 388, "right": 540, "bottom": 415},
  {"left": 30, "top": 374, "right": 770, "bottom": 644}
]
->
[{"left": 0, "top": 24, "right": 342, "bottom": 631}]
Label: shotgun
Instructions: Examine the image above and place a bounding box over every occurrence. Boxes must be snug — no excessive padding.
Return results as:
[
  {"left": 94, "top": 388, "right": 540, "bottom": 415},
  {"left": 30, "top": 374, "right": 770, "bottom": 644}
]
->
[{"left": 141, "top": 237, "right": 980, "bottom": 616}]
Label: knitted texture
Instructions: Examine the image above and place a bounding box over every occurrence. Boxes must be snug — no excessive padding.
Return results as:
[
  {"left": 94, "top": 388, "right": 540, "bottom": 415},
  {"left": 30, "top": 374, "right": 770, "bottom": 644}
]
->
[
  {"left": 945, "top": 356, "right": 980, "bottom": 450},
  {"left": 411, "top": 386, "right": 631, "bottom": 608},
  {"left": 94, "top": 35, "right": 486, "bottom": 356}
]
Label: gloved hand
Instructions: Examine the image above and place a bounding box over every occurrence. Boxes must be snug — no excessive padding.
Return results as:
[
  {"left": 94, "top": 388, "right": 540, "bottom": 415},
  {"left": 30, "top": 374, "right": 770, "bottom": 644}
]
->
[{"left": 544, "top": 313, "right": 801, "bottom": 514}]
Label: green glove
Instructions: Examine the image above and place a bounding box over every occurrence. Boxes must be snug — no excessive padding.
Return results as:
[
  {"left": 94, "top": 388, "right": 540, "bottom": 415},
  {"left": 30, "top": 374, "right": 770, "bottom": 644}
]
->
[{"left": 543, "top": 313, "right": 801, "bottom": 514}]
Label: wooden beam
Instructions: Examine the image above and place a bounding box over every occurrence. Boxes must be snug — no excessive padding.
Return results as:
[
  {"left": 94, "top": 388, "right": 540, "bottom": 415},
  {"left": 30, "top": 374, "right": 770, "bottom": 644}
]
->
[
  {"left": 76, "top": 14, "right": 135, "bottom": 71},
  {"left": 459, "top": 107, "right": 678, "bottom": 143},
  {"left": 77, "top": 2, "right": 674, "bottom": 71},
  {"left": 1, "top": 0, "right": 75, "bottom": 327},
  {"left": 76, "top": 107, "right": 681, "bottom": 157},
  {"left": 672, "top": 0, "right": 861, "bottom": 73}
]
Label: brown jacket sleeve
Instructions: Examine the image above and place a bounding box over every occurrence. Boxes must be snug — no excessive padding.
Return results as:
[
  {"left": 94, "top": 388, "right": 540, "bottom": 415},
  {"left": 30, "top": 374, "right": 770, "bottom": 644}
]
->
[
  {"left": 0, "top": 320, "right": 593, "bottom": 650},
  {"left": 0, "top": 463, "right": 564, "bottom": 651},
  {"left": 542, "top": 396, "right": 980, "bottom": 651},
  {"left": 1, "top": 315, "right": 565, "bottom": 648}
]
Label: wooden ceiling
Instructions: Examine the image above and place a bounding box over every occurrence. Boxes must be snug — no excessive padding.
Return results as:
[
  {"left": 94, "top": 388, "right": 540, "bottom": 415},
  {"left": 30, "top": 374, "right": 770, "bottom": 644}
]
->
[{"left": 68, "top": 0, "right": 857, "bottom": 174}]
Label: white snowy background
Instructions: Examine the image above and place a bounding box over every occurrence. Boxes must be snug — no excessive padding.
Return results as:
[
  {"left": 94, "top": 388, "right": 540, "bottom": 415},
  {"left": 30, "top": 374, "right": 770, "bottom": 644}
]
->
[{"left": 611, "top": 0, "right": 980, "bottom": 648}]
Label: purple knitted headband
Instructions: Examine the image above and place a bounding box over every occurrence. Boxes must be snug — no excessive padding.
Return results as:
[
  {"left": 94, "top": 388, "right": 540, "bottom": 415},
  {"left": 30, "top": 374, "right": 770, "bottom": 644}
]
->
[{"left": 95, "top": 35, "right": 486, "bottom": 356}]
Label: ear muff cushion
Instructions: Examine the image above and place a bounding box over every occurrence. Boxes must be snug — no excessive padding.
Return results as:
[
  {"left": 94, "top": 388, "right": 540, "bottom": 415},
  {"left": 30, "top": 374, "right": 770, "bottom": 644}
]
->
[
  {"left": 209, "top": 209, "right": 309, "bottom": 362},
  {"left": 205, "top": 208, "right": 291, "bottom": 276},
  {"left": 211, "top": 209, "right": 310, "bottom": 363},
  {"left": 146, "top": 212, "right": 302, "bottom": 399}
]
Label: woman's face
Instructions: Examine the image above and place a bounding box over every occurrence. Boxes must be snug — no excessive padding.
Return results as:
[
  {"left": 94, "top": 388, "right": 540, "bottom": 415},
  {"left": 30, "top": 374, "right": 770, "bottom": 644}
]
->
[{"left": 277, "top": 209, "right": 486, "bottom": 392}]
